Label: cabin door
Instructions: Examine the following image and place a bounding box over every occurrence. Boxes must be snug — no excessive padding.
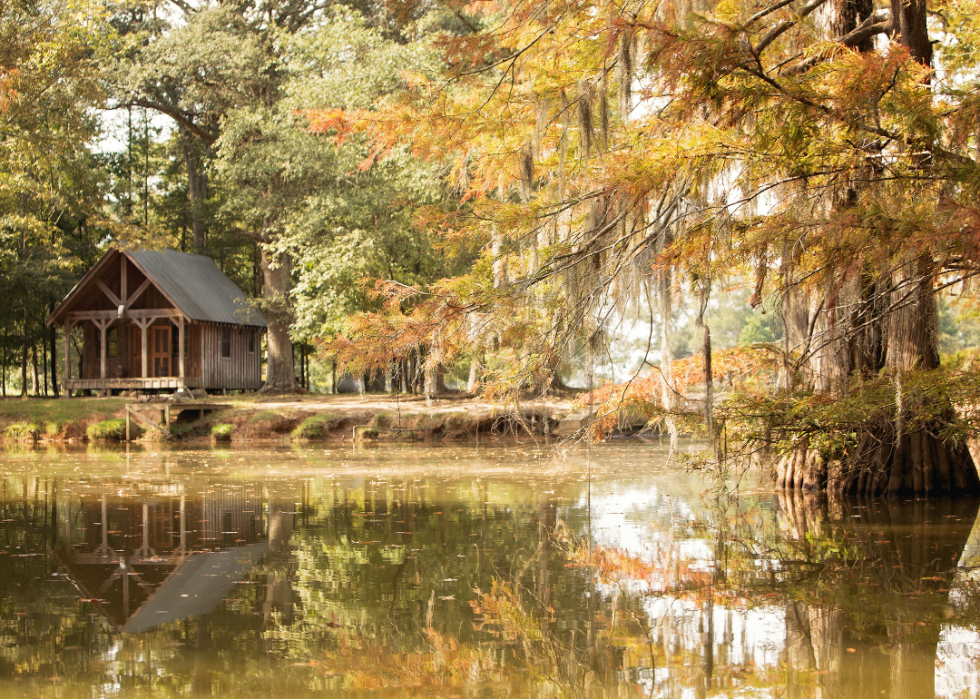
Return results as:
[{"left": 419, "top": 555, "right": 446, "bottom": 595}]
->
[{"left": 151, "top": 326, "right": 171, "bottom": 377}]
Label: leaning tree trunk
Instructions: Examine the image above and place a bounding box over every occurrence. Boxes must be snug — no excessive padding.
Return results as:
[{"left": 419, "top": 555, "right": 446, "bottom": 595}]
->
[{"left": 258, "top": 245, "right": 296, "bottom": 394}]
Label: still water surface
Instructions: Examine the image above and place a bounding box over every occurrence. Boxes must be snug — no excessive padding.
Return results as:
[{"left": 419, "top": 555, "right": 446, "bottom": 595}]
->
[{"left": 1, "top": 443, "right": 980, "bottom": 698}]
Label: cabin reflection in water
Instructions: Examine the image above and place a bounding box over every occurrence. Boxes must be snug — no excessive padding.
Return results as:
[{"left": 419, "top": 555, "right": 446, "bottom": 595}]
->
[{"left": 50, "top": 482, "right": 273, "bottom": 633}]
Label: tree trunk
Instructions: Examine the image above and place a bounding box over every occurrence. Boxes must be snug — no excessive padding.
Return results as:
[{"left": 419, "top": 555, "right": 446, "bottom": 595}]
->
[
  {"left": 366, "top": 370, "right": 385, "bottom": 393},
  {"left": 183, "top": 132, "right": 208, "bottom": 255},
  {"left": 425, "top": 362, "right": 447, "bottom": 395},
  {"left": 2, "top": 323, "right": 7, "bottom": 397},
  {"left": 40, "top": 339, "right": 47, "bottom": 397},
  {"left": 48, "top": 302, "right": 58, "bottom": 398},
  {"left": 31, "top": 342, "right": 39, "bottom": 396},
  {"left": 258, "top": 246, "right": 296, "bottom": 394},
  {"left": 467, "top": 351, "right": 482, "bottom": 392},
  {"left": 891, "top": 0, "right": 931, "bottom": 65},
  {"left": 21, "top": 300, "right": 28, "bottom": 398},
  {"left": 388, "top": 362, "right": 399, "bottom": 394},
  {"left": 775, "top": 0, "right": 978, "bottom": 498},
  {"left": 778, "top": 251, "right": 980, "bottom": 496}
]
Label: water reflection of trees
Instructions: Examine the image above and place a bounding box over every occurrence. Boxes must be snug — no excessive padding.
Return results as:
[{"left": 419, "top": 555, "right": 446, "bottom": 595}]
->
[
  {"left": 772, "top": 493, "right": 979, "bottom": 699},
  {"left": 4, "top": 467, "right": 980, "bottom": 698}
]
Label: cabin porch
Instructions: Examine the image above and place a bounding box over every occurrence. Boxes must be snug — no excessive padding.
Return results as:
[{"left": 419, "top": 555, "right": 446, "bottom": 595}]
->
[{"left": 64, "top": 313, "right": 202, "bottom": 394}]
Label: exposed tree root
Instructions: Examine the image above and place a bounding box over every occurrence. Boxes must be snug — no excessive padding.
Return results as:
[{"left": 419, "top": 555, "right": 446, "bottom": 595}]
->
[{"left": 773, "top": 421, "right": 980, "bottom": 497}]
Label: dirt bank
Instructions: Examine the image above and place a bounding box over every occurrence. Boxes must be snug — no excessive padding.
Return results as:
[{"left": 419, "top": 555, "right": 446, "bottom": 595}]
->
[{"left": 0, "top": 394, "right": 575, "bottom": 445}]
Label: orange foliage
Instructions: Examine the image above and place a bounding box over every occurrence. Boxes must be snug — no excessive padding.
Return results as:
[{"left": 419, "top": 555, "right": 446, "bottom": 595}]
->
[
  {"left": 319, "top": 628, "right": 498, "bottom": 691},
  {"left": 0, "top": 70, "right": 18, "bottom": 114},
  {"left": 302, "top": 107, "right": 362, "bottom": 145},
  {"left": 577, "top": 346, "right": 780, "bottom": 439},
  {"left": 568, "top": 542, "right": 723, "bottom": 600}
]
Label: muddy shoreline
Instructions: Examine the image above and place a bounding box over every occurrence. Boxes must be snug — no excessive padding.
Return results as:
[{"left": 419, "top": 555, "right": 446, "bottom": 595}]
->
[{"left": 0, "top": 394, "right": 577, "bottom": 444}]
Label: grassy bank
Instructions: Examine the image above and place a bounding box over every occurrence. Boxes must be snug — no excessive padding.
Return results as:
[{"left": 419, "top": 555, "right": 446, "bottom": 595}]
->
[
  {"left": 0, "top": 398, "right": 129, "bottom": 442},
  {"left": 0, "top": 395, "right": 567, "bottom": 444}
]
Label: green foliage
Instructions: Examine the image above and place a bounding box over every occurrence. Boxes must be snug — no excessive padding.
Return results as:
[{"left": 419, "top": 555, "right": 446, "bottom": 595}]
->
[
  {"left": 291, "top": 413, "right": 342, "bottom": 440},
  {"left": 86, "top": 418, "right": 128, "bottom": 441},
  {"left": 737, "top": 313, "right": 777, "bottom": 346},
  {"left": 716, "top": 367, "right": 980, "bottom": 463},
  {"left": 211, "top": 423, "right": 234, "bottom": 441},
  {"left": 169, "top": 423, "right": 195, "bottom": 438}
]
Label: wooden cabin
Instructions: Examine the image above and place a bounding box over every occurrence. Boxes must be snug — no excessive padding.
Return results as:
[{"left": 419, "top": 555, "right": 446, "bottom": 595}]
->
[{"left": 47, "top": 248, "right": 267, "bottom": 394}]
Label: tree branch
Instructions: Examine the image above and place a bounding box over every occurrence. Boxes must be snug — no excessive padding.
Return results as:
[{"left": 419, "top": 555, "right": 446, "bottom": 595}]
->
[
  {"left": 780, "top": 11, "right": 891, "bottom": 76},
  {"left": 754, "top": 0, "right": 830, "bottom": 54},
  {"left": 128, "top": 99, "right": 218, "bottom": 144},
  {"left": 168, "top": 0, "right": 195, "bottom": 15}
]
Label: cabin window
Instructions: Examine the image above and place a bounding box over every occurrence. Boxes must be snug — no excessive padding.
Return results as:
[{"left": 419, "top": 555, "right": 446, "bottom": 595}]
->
[
  {"left": 97, "top": 327, "right": 119, "bottom": 359},
  {"left": 247, "top": 329, "right": 255, "bottom": 353},
  {"left": 221, "top": 327, "right": 231, "bottom": 358}
]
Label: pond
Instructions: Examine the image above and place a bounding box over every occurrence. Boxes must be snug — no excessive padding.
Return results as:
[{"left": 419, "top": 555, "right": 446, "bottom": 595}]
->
[{"left": 1, "top": 442, "right": 979, "bottom": 698}]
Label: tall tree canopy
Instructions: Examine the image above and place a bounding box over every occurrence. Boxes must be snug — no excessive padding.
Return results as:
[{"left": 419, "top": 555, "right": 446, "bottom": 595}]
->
[
  {"left": 0, "top": 0, "right": 122, "bottom": 396},
  {"left": 327, "top": 0, "right": 980, "bottom": 495}
]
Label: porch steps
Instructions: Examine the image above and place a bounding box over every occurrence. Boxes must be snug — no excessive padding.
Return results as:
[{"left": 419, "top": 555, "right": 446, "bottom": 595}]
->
[{"left": 125, "top": 403, "right": 231, "bottom": 442}]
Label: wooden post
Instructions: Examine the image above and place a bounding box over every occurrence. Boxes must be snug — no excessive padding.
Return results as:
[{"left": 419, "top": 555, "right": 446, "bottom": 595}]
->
[
  {"left": 139, "top": 320, "right": 149, "bottom": 379},
  {"left": 178, "top": 317, "right": 185, "bottom": 380},
  {"left": 120, "top": 257, "right": 127, "bottom": 305},
  {"left": 125, "top": 408, "right": 131, "bottom": 442},
  {"left": 63, "top": 320, "right": 71, "bottom": 397},
  {"left": 95, "top": 319, "right": 108, "bottom": 380}
]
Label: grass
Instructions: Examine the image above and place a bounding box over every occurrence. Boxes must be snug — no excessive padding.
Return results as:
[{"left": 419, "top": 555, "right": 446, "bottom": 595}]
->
[
  {"left": 87, "top": 418, "right": 129, "bottom": 441},
  {"left": 5, "top": 423, "right": 39, "bottom": 441},
  {"left": 249, "top": 410, "right": 280, "bottom": 424},
  {"left": 0, "top": 397, "right": 128, "bottom": 425},
  {"left": 0, "top": 398, "right": 129, "bottom": 442},
  {"left": 291, "top": 412, "right": 342, "bottom": 440},
  {"left": 212, "top": 423, "right": 234, "bottom": 441}
]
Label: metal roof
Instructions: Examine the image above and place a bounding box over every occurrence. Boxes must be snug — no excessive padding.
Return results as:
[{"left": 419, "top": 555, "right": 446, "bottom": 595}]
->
[
  {"left": 122, "top": 544, "right": 269, "bottom": 634},
  {"left": 128, "top": 250, "right": 267, "bottom": 327}
]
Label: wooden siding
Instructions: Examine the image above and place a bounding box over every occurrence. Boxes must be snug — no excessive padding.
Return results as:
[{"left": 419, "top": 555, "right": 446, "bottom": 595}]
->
[
  {"left": 202, "top": 324, "right": 261, "bottom": 390},
  {"left": 187, "top": 323, "right": 202, "bottom": 378}
]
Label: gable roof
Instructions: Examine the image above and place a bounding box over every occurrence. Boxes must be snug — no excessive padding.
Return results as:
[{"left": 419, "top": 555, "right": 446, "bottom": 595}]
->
[
  {"left": 128, "top": 249, "right": 266, "bottom": 326},
  {"left": 47, "top": 248, "right": 267, "bottom": 327}
]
